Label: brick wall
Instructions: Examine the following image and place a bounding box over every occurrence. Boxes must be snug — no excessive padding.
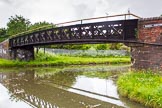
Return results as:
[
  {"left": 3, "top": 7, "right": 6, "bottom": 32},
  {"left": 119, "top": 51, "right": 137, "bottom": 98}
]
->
[
  {"left": 138, "top": 17, "right": 162, "bottom": 43},
  {"left": 0, "top": 39, "right": 10, "bottom": 59},
  {"left": 132, "top": 17, "right": 162, "bottom": 70}
]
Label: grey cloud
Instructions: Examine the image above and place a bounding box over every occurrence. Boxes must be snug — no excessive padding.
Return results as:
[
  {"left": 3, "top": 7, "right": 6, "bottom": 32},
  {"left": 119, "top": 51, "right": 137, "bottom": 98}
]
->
[
  {"left": 102, "top": 0, "right": 162, "bottom": 17},
  {"left": 71, "top": 0, "right": 107, "bottom": 19},
  {"left": 0, "top": 0, "right": 39, "bottom": 7},
  {"left": 0, "top": 0, "right": 12, "bottom": 4},
  {"left": 1, "top": 0, "right": 162, "bottom": 28},
  {"left": 72, "top": 3, "right": 96, "bottom": 19},
  {"left": 0, "top": 0, "right": 19, "bottom": 5}
]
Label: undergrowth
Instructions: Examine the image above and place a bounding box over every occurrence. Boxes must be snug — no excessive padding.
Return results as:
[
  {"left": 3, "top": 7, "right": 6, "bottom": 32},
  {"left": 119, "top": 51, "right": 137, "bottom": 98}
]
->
[{"left": 117, "top": 71, "right": 162, "bottom": 108}]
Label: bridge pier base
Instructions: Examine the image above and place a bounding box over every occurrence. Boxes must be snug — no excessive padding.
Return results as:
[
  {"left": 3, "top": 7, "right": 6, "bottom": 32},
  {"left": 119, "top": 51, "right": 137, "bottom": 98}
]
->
[
  {"left": 131, "top": 45, "right": 162, "bottom": 70},
  {"left": 10, "top": 46, "right": 34, "bottom": 61}
]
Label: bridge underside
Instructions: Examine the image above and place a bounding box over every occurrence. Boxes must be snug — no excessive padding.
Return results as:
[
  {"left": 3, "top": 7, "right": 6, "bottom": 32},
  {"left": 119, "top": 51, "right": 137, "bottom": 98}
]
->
[
  {"left": 9, "top": 40, "right": 140, "bottom": 61},
  {"left": 10, "top": 46, "right": 34, "bottom": 61}
]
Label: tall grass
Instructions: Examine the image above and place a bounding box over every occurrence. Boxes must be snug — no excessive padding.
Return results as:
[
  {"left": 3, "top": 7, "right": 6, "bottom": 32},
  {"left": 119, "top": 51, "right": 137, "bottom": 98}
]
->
[
  {"left": 0, "top": 51, "right": 130, "bottom": 67},
  {"left": 31, "top": 51, "right": 130, "bottom": 66},
  {"left": 0, "top": 58, "right": 26, "bottom": 67},
  {"left": 117, "top": 71, "right": 162, "bottom": 108}
]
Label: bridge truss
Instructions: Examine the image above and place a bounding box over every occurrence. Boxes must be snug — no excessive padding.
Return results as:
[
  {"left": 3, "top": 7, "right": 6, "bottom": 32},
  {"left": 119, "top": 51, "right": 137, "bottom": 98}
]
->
[{"left": 9, "top": 19, "right": 138, "bottom": 48}]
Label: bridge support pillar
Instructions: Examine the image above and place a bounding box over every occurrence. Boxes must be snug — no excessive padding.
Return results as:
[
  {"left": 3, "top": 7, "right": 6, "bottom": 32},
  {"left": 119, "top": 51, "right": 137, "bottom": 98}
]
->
[
  {"left": 131, "top": 17, "right": 162, "bottom": 70},
  {"left": 10, "top": 46, "right": 34, "bottom": 61},
  {"left": 131, "top": 45, "right": 162, "bottom": 70}
]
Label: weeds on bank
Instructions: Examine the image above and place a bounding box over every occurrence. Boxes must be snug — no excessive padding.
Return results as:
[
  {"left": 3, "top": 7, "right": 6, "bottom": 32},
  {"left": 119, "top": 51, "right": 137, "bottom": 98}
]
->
[{"left": 117, "top": 71, "right": 162, "bottom": 108}]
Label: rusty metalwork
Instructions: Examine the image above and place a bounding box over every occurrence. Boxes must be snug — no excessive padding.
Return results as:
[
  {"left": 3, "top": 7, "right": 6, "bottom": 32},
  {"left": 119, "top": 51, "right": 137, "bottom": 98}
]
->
[{"left": 9, "top": 19, "right": 138, "bottom": 48}]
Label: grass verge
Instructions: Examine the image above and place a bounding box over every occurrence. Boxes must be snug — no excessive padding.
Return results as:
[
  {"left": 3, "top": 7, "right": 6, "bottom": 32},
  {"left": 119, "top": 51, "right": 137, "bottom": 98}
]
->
[
  {"left": 0, "top": 51, "right": 130, "bottom": 67},
  {"left": 117, "top": 71, "right": 162, "bottom": 108}
]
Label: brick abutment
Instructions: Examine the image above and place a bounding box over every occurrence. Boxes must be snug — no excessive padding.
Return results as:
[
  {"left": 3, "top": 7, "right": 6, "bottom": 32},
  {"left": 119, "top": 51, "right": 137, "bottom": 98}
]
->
[{"left": 131, "top": 17, "right": 162, "bottom": 70}]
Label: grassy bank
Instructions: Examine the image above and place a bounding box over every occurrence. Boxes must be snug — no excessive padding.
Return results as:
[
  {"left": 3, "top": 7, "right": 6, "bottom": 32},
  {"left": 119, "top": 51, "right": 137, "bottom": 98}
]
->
[
  {"left": 117, "top": 71, "right": 162, "bottom": 108},
  {"left": 0, "top": 52, "right": 130, "bottom": 67}
]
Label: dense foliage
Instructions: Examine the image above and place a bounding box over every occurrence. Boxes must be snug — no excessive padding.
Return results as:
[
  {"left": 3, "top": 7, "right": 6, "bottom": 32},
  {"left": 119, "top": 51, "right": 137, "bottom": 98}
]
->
[
  {"left": 0, "top": 28, "right": 7, "bottom": 36},
  {"left": 7, "top": 15, "right": 31, "bottom": 36},
  {"left": 29, "top": 21, "right": 54, "bottom": 31},
  {"left": 0, "top": 28, "right": 9, "bottom": 42},
  {"left": 117, "top": 71, "right": 162, "bottom": 108},
  {"left": 0, "top": 15, "right": 54, "bottom": 42}
]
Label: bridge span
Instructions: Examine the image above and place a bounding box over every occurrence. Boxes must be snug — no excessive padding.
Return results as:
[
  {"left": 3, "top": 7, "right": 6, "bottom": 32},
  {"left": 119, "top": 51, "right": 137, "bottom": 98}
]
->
[
  {"left": 8, "top": 14, "right": 139, "bottom": 61},
  {"left": 9, "top": 19, "right": 138, "bottom": 48}
]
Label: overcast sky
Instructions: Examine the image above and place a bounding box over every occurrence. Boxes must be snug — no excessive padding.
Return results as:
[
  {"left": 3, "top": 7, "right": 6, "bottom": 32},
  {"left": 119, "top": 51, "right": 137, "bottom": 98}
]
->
[{"left": 0, "top": 0, "right": 162, "bottom": 27}]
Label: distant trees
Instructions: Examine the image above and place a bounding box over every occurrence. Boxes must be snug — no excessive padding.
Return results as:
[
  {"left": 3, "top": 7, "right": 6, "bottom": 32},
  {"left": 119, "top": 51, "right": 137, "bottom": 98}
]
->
[
  {"left": 0, "top": 15, "right": 54, "bottom": 42},
  {"left": 51, "top": 44, "right": 91, "bottom": 50},
  {"left": 0, "top": 28, "right": 7, "bottom": 37},
  {"left": 7, "top": 15, "right": 31, "bottom": 36},
  {"left": 0, "top": 28, "right": 8, "bottom": 42},
  {"left": 6, "top": 15, "right": 54, "bottom": 36},
  {"left": 29, "top": 21, "right": 53, "bottom": 30}
]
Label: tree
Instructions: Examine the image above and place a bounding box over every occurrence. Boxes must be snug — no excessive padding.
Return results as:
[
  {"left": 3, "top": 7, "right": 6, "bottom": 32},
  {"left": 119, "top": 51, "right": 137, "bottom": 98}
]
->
[
  {"left": 29, "top": 21, "right": 53, "bottom": 30},
  {"left": 7, "top": 15, "right": 31, "bottom": 36},
  {"left": 0, "top": 28, "right": 9, "bottom": 42},
  {"left": 0, "top": 28, "right": 7, "bottom": 37}
]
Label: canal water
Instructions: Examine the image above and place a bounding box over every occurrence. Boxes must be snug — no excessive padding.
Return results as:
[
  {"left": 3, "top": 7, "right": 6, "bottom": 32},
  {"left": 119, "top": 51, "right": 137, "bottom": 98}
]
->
[{"left": 0, "top": 65, "right": 146, "bottom": 108}]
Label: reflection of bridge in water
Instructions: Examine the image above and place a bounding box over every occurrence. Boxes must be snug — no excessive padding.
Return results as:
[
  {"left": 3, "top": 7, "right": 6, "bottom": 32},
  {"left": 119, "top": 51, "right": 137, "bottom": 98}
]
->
[{"left": 0, "top": 70, "right": 124, "bottom": 108}]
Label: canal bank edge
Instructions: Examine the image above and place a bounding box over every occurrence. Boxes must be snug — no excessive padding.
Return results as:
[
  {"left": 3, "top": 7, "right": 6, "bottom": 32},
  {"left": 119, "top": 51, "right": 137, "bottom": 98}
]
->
[{"left": 117, "top": 71, "right": 162, "bottom": 108}]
